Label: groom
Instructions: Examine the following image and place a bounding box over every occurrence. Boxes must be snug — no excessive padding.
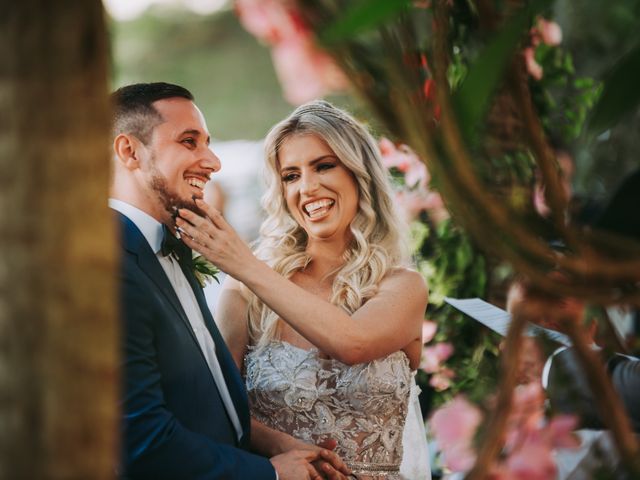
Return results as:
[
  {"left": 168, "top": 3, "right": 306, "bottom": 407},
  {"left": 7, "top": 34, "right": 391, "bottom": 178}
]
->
[{"left": 110, "top": 82, "right": 344, "bottom": 479}]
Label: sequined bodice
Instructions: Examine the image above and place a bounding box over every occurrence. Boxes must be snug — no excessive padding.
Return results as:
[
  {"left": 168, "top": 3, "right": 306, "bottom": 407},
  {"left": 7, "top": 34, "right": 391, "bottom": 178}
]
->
[{"left": 245, "top": 341, "right": 412, "bottom": 479}]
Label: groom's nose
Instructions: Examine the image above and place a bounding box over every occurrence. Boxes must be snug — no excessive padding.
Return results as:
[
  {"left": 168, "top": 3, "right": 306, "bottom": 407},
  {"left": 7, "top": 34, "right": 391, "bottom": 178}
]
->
[{"left": 202, "top": 147, "right": 222, "bottom": 174}]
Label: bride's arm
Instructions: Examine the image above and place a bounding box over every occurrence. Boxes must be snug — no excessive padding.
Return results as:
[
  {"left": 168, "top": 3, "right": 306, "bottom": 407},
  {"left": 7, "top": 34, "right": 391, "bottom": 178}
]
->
[{"left": 178, "top": 201, "right": 427, "bottom": 367}]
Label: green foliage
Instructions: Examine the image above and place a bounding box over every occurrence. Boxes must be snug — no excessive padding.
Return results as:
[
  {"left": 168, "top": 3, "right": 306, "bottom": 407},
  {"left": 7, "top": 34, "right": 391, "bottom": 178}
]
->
[
  {"left": 417, "top": 219, "right": 487, "bottom": 306},
  {"left": 413, "top": 217, "right": 500, "bottom": 409},
  {"left": 453, "top": 0, "right": 554, "bottom": 145},
  {"left": 318, "top": 0, "right": 412, "bottom": 45},
  {"left": 192, "top": 254, "right": 220, "bottom": 288},
  {"left": 530, "top": 43, "right": 601, "bottom": 143},
  {"left": 587, "top": 38, "right": 640, "bottom": 135}
]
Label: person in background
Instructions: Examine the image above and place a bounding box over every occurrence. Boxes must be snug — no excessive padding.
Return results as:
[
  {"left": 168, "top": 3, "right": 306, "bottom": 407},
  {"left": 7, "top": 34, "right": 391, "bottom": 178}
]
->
[{"left": 507, "top": 278, "right": 640, "bottom": 433}]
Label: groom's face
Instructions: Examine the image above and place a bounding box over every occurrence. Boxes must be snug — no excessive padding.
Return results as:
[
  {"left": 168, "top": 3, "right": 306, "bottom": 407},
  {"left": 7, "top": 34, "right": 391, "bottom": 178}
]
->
[{"left": 137, "top": 97, "right": 221, "bottom": 224}]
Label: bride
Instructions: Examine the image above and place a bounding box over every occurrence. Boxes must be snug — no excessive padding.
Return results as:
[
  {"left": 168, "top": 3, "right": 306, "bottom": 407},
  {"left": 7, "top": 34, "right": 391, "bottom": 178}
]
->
[{"left": 177, "top": 101, "right": 431, "bottom": 480}]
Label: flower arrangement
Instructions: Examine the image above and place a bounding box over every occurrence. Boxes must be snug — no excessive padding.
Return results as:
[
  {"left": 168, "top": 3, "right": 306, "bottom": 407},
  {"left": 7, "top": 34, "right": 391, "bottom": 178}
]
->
[
  {"left": 430, "top": 385, "right": 579, "bottom": 478},
  {"left": 192, "top": 253, "right": 220, "bottom": 288}
]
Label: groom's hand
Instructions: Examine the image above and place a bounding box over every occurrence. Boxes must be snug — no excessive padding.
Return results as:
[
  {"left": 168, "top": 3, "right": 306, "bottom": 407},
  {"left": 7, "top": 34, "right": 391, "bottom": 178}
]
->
[
  {"left": 270, "top": 449, "right": 324, "bottom": 480},
  {"left": 312, "top": 439, "right": 352, "bottom": 480},
  {"left": 270, "top": 445, "right": 351, "bottom": 480}
]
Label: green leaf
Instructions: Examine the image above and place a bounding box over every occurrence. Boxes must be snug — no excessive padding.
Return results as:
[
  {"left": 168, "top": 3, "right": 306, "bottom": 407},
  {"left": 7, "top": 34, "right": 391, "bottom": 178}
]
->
[
  {"left": 587, "top": 39, "right": 640, "bottom": 135},
  {"left": 453, "top": 0, "right": 554, "bottom": 144},
  {"left": 319, "top": 0, "right": 411, "bottom": 45}
]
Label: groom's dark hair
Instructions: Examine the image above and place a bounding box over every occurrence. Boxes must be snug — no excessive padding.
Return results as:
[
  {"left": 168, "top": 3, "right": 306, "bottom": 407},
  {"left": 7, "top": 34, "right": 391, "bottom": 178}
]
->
[{"left": 111, "top": 82, "right": 194, "bottom": 145}]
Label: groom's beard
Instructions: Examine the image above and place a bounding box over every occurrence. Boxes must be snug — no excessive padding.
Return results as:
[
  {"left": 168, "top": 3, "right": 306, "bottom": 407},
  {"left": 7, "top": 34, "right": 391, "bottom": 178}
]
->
[{"left": 146, "top": 162, "right": 208, "bottom": 225}]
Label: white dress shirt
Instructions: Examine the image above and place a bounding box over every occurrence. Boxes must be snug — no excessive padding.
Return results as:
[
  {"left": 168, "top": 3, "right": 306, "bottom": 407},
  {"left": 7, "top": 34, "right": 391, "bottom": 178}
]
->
[{"left": 110, "top": 199, "right": 243, "bottom": 442}]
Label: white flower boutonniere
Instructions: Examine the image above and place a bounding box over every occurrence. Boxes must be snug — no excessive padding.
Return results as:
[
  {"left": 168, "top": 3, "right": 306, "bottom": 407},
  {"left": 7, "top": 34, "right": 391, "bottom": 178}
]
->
[{"left": 192, "top": 253, "right": 220, "bottom": 288}]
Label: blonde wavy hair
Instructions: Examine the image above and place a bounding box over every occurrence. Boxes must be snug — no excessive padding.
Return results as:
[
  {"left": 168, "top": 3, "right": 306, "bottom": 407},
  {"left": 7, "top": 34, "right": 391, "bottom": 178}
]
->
[{"left": 247, "top": 100, "right": 408, "bottom": 346}]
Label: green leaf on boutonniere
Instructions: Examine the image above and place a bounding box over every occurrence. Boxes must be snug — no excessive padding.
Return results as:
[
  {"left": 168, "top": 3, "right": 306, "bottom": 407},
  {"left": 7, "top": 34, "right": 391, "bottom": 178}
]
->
[{"left": 192, "top": 253, "right": 220, "bottom": 288}]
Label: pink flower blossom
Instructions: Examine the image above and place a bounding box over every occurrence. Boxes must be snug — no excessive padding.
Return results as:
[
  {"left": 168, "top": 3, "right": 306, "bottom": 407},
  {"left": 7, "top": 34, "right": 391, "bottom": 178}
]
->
[
  {"left": 271, "top": 36, "right": 349, "bottom": 105},
  {"left": 236, "top": 0, "right": 349, "bottom": 104},
  {"left": 546, "top": 415, "right": 579, "bottom": 448},
  {"left": 421, "top": 320, "right": 437, "bottom": 343},
  {"left": 537, "top": 18, "right": 562, "bottom": 46},
  {"left": 378, "top": 138, "right": 413, "bottom": 173},
  {"left": 524, "top": 47, "right": 543, "bottom": 80},
  {"left": 404, "top": 159, "right": 429, "bottom": 189},
  {"left": 235, "top": 0, "right": 299, "bottom": 45},
  {"left": 420, "top": 342, "right": 454, "bottom": 373},
  {"left": 430, "top": 396, "right": 482, "bottom": 472},
  {"left": 503, "top": 443, "right": 557, "bottom": 480},
  {"left": 429, "top": 367, "right": 455, "bottom": 391}
]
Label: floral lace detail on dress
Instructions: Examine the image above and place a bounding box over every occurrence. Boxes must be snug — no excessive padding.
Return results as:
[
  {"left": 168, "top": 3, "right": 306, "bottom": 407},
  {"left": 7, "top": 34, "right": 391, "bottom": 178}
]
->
[{"left": 245, "top": 341, "right": 412, "bottom": 479}]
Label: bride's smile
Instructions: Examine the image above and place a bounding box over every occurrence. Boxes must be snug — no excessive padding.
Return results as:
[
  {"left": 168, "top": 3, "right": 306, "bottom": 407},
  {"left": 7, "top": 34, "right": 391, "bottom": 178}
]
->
[{"left": 278, "top": 133, "right": 359, "bottom": 245}]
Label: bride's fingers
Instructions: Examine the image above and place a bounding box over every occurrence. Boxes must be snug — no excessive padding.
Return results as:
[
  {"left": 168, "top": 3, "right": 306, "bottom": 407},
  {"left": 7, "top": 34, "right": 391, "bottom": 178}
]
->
[
  {"left": 319, "top": 450, "right": 350, "bottom": 475},
  {"left": 195, "top": 199, "right": 231, "bottom": 231},
  {"left": 177, "top": 208, "right": 215, "bottom": 231},
  {"left": 176, "top": 217, "right": 215, "bottom": 248}
]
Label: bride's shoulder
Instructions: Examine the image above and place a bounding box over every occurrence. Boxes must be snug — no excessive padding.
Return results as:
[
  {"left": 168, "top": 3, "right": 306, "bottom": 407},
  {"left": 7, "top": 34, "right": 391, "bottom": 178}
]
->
[
  {"left": 380, "top": 267, "right": 428, "bottom": 295},
  {"left": 222, "top": 275, "right": 252, "bottom": 302}
]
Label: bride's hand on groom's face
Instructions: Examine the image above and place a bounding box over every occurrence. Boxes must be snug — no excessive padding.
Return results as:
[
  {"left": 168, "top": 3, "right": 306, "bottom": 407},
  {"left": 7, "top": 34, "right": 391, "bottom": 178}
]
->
[{"left": 176, "top": 199, "right": 257, "bottom": 280}]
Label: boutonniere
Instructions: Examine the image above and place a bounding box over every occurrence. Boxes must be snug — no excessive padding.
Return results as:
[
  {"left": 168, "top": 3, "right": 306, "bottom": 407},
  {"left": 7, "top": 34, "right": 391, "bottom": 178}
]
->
[{"left": 192, "top": 252, "right": 220, "bottom": 288}]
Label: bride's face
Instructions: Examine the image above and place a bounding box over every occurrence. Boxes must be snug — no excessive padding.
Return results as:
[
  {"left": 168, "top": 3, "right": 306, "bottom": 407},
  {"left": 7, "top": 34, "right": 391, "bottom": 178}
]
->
[{"left": 278, "top": 133, "right": 359, "bottom": 244}]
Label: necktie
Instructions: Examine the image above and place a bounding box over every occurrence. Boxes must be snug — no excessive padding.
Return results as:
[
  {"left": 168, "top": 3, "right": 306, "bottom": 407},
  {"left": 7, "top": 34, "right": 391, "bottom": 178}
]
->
[{"left": 161, "top": 225, "right": 192, "bottom": 268}]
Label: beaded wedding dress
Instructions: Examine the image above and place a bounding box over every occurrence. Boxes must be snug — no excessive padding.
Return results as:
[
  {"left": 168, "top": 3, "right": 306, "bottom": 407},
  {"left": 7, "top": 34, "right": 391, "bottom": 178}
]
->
[{"left": 245, "top": 340, "right": 431, "bottom": 479}]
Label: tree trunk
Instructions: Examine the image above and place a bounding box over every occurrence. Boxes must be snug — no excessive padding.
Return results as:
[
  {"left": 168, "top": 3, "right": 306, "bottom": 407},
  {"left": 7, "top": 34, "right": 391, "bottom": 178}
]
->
[{"left": 0, "top": 1, "right": 117, "bottom": 478}]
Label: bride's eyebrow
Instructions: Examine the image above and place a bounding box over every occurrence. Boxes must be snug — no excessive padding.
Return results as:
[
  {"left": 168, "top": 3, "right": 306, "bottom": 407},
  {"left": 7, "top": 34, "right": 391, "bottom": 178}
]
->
[{"left": 280, "top": 155, "right": 338, "bottom": 173}]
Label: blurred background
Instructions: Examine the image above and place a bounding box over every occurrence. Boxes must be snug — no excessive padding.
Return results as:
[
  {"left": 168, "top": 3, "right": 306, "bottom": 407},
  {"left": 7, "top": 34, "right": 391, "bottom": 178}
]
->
[
  {"left": 104, "top": 0, "right": 640, "bottom": 197},
  {"left": 105, "top": 0, "right": 377, "bottom": 140}
]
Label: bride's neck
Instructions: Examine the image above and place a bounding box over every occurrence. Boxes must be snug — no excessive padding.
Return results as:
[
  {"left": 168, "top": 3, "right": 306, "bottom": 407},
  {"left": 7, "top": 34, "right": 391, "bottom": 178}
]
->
[{"left": 303, "top": 247, "right": 346, "bottom": 281}]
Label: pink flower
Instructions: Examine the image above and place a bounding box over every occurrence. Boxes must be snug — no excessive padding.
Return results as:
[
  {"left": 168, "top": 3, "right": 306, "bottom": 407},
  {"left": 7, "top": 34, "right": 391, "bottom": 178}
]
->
[
  {"left": 422, "top": 320, "right": 437, "bottom": 343},
  {"left": 378, "top": 138, "right": 412, "bottom": 172},
  {"left": 420, "top": 342, "right": 454, "bottom": 373},
  {"left": 235, "top": 0, "right": 299, "bottom": 45},
  {"left": 537, "top": 18, "right": 562, "bottom": 46},
  {"left": 378, "top": 137, "right": 397, "bottom": 157},
  {"left": 430, "top": 396, "right": 482, "bottom": 472},
  {"left": 547, "top": 415, "right": 579, "bottom": 448},
  {"left": 504, "top": 443, "right": 557, "bottom": 480},
  {"left": 271, "top": 36, "right": 349, "bottom": 105},
  {"left": 236, "top": 0, "right": 349, "bottom": 104},
  {"left": 404, "top": 158, "right": 429, "bottom": 189},
  {"left": 524, "top": 47, "right": 543, "bottom": 80},
  {"left": 429, "top": 367, "right": 455, "bottom": 391},
  {"left": 378, "top": 139, "right": 428, "bottom": 185}
]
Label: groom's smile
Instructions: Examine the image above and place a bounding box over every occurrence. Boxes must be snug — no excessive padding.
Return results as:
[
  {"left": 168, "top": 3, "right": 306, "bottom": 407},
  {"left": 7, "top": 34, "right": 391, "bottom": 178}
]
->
[{"left": 135, "top": 97, "right": 221, "bottom": 223}]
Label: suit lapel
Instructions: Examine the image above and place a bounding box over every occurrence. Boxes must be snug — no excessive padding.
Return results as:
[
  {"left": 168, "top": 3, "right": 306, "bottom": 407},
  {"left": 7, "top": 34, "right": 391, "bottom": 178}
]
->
[
  {"left": 180, "top": 263, "right": 251, "bottom": 443},
  {"left": 117, "top": 211, "right": 251, "bottom": 444},
  {"left": 118, "top": 213, "right": 202, "bottom": 351}
]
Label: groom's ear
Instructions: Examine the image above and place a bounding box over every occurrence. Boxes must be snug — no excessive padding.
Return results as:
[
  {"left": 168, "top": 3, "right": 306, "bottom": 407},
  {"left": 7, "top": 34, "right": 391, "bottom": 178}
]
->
[{"left": 114, "top": 133, "right": 141, "bottom": 170}]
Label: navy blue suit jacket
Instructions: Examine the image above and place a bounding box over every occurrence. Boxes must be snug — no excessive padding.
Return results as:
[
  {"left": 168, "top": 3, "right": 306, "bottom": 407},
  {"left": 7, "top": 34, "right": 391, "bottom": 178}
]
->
[{"left": 117, "top": 212, "right": 275, "bottom": 479}]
